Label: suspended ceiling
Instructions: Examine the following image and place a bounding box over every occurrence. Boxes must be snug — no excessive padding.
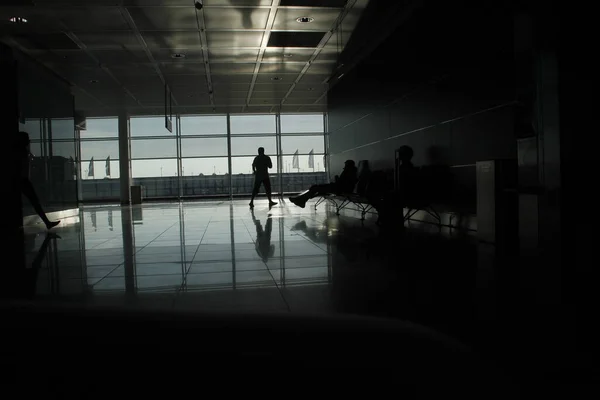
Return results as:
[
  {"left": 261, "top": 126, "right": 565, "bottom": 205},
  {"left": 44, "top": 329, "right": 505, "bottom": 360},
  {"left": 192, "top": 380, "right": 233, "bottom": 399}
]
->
[{"left": 0, "top": 0, "right": 369, "bottom": 117}]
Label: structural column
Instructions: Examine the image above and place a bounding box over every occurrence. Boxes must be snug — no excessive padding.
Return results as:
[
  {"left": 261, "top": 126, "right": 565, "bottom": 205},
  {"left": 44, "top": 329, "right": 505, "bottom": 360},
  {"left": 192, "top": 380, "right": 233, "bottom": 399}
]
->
[{"left": 118, "top": 111, "right": 131, "bottom": 205}]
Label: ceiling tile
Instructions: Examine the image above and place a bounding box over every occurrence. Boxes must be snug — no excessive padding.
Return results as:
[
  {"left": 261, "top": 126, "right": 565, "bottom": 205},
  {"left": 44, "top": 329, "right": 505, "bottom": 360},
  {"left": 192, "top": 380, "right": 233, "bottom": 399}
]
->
[
  {"left": 312, "top": 47, "right": 339, "bottom": 62},
  {"left": 263, "top": 48, "right": 313, "bottom": 62},
  {"left": 164, "top": 75, "right": 207, "bottom": 87},
  {"left": 298, "top": 73, "right": 329, "bottom": 84},
  {"left": 77, "top": 31, "right": 140, "bottom": 50},
  {"left": 13, "top": 33, "right": 80, "bottom": 50},
  {"left": 273, "top": 7, "right": 342, "bottom": 31},
  {"left": 211, "top": 74, "right": 253, "bottom": 84},
  {"left": 141, "top": 31, "right": 201, "bottom": 48},
  {"left": 267, "top": 31, "right": 325, "bottom": 48},
  {"left": 151, "top": 48, "right": 205, "bottom": 62},
  {"left": 210, "top": 63, "right": 256, "bottom": 74},
  {"left": 208, "top": 48, "right": 259, "bottom": 63},
  {"left": 303, "top": 61, "right": 336, "bottom": 75},
  {"left": 116, "top": 74, "right": 164, "bottom": 87},
  {"left": 206, "top": 31, "right": 263, "bottom": 48},
  {"left": 128, "top": 7, "right": 198, "bottom": 30},
  {"left": 211, "top": 82, "right": 251, "bottom": 91},
  {"left": 203, "top": 1, "right": 273, "bottom": 5},
  {"left": 214, "top": 90, "right": 247, "bottom": 99},
  {"left": 204, "top": 7, "right": 270, "bottom": 30},
  {"left": 177, "top": 95, "right": 212, "bottom": 106},
  {"left": 249, "top": 98, "right": 278, "bottom": 106},
  {"left": 94, "top": 49, "right": 150, "bottom": 64},
  {"left": 255, "top": 73, "right": 296, "bottom": 84},
  {"left": 213, "top": 96, "right": 246, "bottom": 106},
  {"left": 170, "top": 85, "right": 209, "bottom": 99},
  {"left": 279, "top": 0, "right": 348, "bottom": 6},
  {"left": 252, "top": 91, "right": 289, "bottom": 99},
  {"left": 161, "top": 62, "right": 206, "bottom": 75},
  {"left": 259, "top": 62, "right": 305, "bottom": 74},
  {"left": 37, "top": 50, "right": 94, "bottom": 65},
  {"left": 124, "top": 1, "right": 198, "bottom": 6},
  {"left": 61, "top": 8, "right": 130, "bottom": 31},
  {"left": 245, "top": 106, "right": 276, "bottom": 114},
  {"left": 253, "top": 83, "right": 292, "bottom": 92}
]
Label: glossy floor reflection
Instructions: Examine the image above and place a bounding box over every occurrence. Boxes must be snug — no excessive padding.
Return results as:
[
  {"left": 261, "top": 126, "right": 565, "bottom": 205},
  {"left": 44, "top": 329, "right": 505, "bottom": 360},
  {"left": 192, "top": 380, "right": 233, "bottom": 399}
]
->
[{"left": 22, "top": 199, "right": 489, "bottom": 339}]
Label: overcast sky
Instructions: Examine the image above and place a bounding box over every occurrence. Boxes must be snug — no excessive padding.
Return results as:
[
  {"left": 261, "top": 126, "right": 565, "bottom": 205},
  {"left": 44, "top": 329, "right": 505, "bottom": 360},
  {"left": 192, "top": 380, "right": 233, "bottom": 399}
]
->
[{"left": 71, "top": 114, "right": 326, "bottom": 178}]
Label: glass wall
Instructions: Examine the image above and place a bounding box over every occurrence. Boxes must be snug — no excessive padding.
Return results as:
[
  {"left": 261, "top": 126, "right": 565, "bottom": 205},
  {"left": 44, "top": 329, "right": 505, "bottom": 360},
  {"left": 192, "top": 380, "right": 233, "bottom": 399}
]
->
[
  {"left": 78, "top": 113, "right": 327, "bottom": 201},
  {"left": 180, "top": 115, "right": 229, "bottom": 197},
  {"left": 79, "top": 118, "right": 120, "bottom": 201},
  {"left": 17, "top": 47, "right": 78, "bottom": 216}
]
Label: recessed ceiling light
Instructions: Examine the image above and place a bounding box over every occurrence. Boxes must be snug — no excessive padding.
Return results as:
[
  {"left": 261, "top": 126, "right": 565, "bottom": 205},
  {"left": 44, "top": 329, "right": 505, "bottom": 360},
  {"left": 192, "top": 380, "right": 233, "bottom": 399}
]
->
[
  {"left": 271, "top": 77, "right": 282, "bottom": 81},
  {"left": 9, "top": 17, "right": 28, "bottom": 23},
  {"left": 171, "top": 53, "right": 186, "bottom": 59},
  {"left": 296, "top": 17, "right": 314, "bottom": 23}
]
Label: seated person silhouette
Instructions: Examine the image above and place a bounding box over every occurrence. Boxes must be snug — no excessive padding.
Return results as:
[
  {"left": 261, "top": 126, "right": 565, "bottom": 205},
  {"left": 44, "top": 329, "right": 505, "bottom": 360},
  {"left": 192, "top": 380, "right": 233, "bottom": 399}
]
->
[
  {"left": 289, "top": 159, "right": 358, "bottom": 208},
  {"left": 18, "top": 131, "right": 60, "bottom": 230},
  {"left": 251, "top": 209, "right": 274, "bottom": 262},
  {"left": 368, "top": 145, "right": 417, "bottom": 225}
]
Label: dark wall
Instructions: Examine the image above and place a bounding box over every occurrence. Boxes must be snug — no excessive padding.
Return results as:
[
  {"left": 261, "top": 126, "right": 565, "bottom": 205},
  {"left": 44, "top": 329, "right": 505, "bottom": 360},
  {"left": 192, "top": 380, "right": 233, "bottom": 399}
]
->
[
  {"left": 328, "top": 0, "right": 518, "bottom": 212},
  {"left": 15, "top": 50, "right": 78, "bottom": 215}
]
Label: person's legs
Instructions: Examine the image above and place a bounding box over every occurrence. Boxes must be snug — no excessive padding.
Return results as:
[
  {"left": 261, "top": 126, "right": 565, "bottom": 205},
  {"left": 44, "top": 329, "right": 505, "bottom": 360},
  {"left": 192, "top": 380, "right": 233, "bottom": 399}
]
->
[
  {"left": 21, "top": 179, "right": 60, "bottom": 229},
  {"left": 249, "top": 177, "right": 262, "bottom": 207},
  {"left": 290, "top": 183, "right": 336, "bottom": 208},
  {"left": 264, "top": 178, "right": 277, "bottom": 205}
]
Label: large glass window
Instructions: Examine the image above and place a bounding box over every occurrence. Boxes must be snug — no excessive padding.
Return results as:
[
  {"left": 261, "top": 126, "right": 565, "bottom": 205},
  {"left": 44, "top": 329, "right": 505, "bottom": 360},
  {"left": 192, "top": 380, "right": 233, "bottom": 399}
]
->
[
  {"left": 181, "top": 157, "right": 229, "bottom": 177},
  {"left": 231, "top": 136, "right": 277, "bottom": 156},
  {"left": 77, "top": 113, "right": 327, "bottom": 201},
  {"left": 281, "top": 114, "right": 324, "bottom": 133},
  {"left": 230, "top": 115, "right": 276, "bottom": 135},
  {"left": 130, "top": 116, "right": 174, "bottom": 137},
  {"left": 181, "top": 115, "right": 227, "bottom": 135},
  {"left": 80, "top": 118, "right": 118, "bottom": 138},
  {"left": 79, "top": 117, "right": 120, "bottom": 201},
  {"left": 80, "top": 140, "right": 119, "bottom": 161},
  {"left": 281, "top": 135, "right": 325, "bottom": 155},
  {"left": 131, "top": 138, "right": 177, "bottom": 159},
  {"left": 180, "top": 138, "right": 228, "bottom": 157}
]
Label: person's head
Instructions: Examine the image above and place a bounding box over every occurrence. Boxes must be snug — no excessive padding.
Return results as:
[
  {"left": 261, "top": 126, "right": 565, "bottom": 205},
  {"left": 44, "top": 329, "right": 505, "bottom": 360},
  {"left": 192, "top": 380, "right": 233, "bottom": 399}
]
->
[
  {"left": 344, "top": 160, "right": 356, "bottom": 169},
  {"left": 18, "top": 131, "right": 30, "bottom": 148},
  {"left": 398, "top": 145, "right": 414, "bottom": 163},
  {"left": 258, "top": 147, "right": 265, "bottom": 155}
]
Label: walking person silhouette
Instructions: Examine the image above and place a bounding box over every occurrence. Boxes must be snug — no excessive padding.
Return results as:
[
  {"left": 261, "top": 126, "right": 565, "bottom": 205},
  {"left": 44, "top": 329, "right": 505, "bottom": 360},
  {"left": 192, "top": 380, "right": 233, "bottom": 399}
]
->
[
  {"left": 249, "top": 147, "right": 277, "bottom": 208},
  {"left": 18, "top": 131, "right": 60, "bottom": 230}
]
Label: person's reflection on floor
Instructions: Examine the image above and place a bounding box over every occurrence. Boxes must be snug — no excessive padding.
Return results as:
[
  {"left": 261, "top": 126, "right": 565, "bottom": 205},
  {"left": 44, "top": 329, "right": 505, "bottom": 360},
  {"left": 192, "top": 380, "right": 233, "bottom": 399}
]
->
[
  {"left": 108, "top": 209, "right": 113, "bottom": 231},
  {"left": 251, "top": 209, "right": 274, "bottom": 262},
  {"left": 18, "top": 132, "right": 60, "bottom": 230},
  {"left": 21, "top": 231, "right": 61, "bottom": 299},
  {"left": 90, "top": 210, "right": 97, "bottom": 231}
]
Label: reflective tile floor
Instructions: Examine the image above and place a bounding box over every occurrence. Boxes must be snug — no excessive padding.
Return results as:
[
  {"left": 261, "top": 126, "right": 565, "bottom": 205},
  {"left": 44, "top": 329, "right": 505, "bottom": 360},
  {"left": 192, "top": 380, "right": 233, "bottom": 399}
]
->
[
  {"left": 16, "top": 204, "right": 538, "bottom": 319},
  {"left": 18, "top": 199, "right": 492, "bottom": 338},
  {"left": 11, "top": 198, "right": 586, "bottom": 380}
]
